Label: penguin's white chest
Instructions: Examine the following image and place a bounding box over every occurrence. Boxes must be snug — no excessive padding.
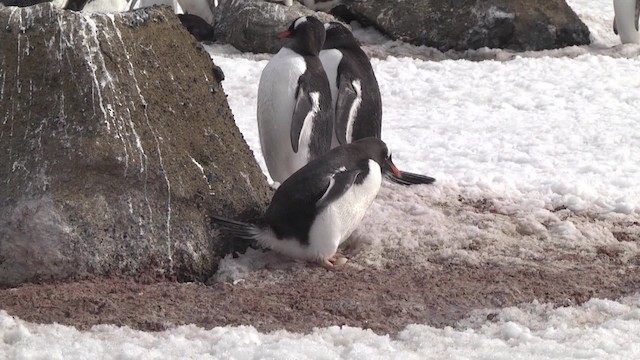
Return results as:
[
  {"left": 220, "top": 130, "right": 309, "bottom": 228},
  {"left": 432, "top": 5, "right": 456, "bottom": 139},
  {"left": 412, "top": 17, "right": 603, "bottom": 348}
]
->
[
  {"left": 257, "top": 48, "right": 308, "bottom": 183},
  {"left": 614, "top": 0, "right": 640, "bottom": 43},
  {"left": 319, "top": 49, "right": 342, "bottom": 109},
  {"left": 307, "top": 160, "right": 382, "bottom": 259}
]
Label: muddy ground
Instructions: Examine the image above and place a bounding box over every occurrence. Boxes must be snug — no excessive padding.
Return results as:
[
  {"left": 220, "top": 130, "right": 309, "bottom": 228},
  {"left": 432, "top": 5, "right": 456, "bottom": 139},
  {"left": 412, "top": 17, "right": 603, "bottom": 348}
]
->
[{"left": 1, "top": 253, "right": 639, "bottom": 335}]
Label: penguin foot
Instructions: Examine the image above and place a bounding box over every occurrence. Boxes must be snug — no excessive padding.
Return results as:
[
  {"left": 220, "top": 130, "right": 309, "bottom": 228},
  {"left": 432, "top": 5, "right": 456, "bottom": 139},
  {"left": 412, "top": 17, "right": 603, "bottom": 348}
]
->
[
  {"left": 322, "top": 254, "right": 349, "bottom": 269},
  {"left": 328, "top": 253, "right": 343, "bottom": 262},
  {"left": 322, "top": 259, "right": 335, "bottom": 269}
]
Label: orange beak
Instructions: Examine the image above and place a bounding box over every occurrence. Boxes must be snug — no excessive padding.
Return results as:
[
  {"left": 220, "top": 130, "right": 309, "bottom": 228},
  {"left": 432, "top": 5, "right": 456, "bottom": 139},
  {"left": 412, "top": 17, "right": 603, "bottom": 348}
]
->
[
  {"left": 388, "top": 159, "right": 401, "bottom": 177},
  {"left": 278, "top": 30, "right": 291, "bottom": 39}
]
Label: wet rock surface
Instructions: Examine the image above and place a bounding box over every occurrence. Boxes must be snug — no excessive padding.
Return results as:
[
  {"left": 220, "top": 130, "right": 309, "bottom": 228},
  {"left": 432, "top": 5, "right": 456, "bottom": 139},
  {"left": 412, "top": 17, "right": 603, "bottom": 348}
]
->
[
  {"left": 337, "top": 0, "right": 590, "bottom": 51},
  {"left": 214, "top": 0, "right": 337, "bottom": 54},
  {"left": 0, "top": 4, "right": 271, "bottom": 287},
  {"left": 213, "top": 0, "right": 589, "bottom": 54}
]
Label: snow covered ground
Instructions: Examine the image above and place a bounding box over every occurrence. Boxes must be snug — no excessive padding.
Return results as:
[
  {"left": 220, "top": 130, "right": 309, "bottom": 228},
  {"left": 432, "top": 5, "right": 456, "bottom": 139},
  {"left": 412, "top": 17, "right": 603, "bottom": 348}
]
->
[
  {"left": 2, "top": 0, "right": 640, "bottom": 358},
  {"left": 3, "top": 294, "right": 640, "bottom": 359}
]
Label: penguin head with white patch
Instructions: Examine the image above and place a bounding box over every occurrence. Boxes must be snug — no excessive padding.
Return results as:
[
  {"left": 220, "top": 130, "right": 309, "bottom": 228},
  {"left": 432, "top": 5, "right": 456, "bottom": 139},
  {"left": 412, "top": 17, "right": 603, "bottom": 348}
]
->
[
  {"left": 279, "top": 16, "right": 326, "bottom": 56},
  {"left": 322, "top": 21, "right": 360, "bottom": 50},
  {"left": 353, "top": 137, "right": 400, "bottom": 178}
]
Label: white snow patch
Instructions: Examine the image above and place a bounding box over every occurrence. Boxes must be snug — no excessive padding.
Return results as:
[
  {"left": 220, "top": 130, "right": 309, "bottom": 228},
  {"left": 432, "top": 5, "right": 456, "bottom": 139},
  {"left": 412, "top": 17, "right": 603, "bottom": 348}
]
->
[{"left": 2, "top": 294, "right": 640, "bottom": 358}]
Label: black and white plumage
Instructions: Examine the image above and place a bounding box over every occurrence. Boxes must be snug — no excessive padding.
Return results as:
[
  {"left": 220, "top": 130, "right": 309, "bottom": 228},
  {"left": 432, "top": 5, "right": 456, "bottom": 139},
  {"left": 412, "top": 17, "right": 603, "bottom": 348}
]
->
[
  {"left": 319, "top": 22, "right": 435, "bottom": 186},
  {"left": 257, "top": 16, "right": 334, "bottom": 184},
  {"left": 613, "top": 0, "right": 640, "bottom": 44},
  {"left": 319, "top": 22, "right": 382, "bottom": 149},
  {"left": 212, "top": 137, "right": 400, "bottom": 268}
]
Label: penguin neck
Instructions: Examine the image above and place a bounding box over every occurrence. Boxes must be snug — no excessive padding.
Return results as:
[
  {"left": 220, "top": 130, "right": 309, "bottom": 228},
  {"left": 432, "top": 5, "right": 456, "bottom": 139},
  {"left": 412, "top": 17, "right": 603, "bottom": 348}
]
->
[
  {"left": 323, "top": 33, "right": 359, "bottom": 50},
  {"left": 285, "top": 35, "right": 324, "bottom": 56}
]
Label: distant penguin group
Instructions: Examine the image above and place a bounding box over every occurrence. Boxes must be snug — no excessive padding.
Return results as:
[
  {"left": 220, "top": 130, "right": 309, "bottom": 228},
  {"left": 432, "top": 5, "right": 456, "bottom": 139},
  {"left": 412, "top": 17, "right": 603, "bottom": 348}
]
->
[
  {"left": 54, "top": 0, "right": 216, "bottom": 42},
  {"left": 214, "top": 16, "right": 436, "bottom": 269}
]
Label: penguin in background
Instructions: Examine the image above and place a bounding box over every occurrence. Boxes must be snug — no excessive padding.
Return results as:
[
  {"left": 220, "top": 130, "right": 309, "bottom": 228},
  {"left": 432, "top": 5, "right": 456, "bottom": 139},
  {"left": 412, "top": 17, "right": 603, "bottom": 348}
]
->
[
  {"left": 212, "top": 137, "right": 400, "bottom": 268},
  {"left": 319, "top": 21, "right": 382, "bottom": 149},
  {"left": 257, "top": 16, "right": 334, "bottom": 184},
  {"left": 319, "top": 22, "right": 435, "bottom": 185},
  {"left": 125, "top": 0, "right": 214, "bottom": 25},
  {"left": 613, "top": 0, "right": 640, "bottom": 44}
]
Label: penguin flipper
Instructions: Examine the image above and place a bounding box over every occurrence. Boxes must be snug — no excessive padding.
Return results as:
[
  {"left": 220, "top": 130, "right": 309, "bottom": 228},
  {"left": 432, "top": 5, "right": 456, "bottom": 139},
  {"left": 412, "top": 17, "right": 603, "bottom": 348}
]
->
[
  {"left": 335, "top": 77, "right": 361, "bottom": 145},
  {"left": 316, "top": 168, "right": 361, "bottom": 209},
  {"left": 290, "top": 77, "right": 317, "bottom": 153},
  {"left": 614, "top": 16, "right": 619, "bottom": 35},
  {"left": 211, "top": 215, "right": 262, "bottom": 240},
  {"left": 386, "top": 170, "right": 436, "bottom": 186}
]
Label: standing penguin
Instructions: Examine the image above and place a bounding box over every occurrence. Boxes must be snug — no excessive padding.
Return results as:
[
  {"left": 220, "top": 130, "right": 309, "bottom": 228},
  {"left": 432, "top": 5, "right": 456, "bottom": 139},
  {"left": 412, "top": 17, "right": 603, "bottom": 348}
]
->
[
  {"left": 613, "top": 0, "right": 640, "bottom": 44},
  {"left": 319, "top": 22, "right": 381, "bottom": 149},
  {"left": 212, "top": 138, "right": 400, "bottom": 268},
  {"left": 257, "top": 16, "right": 334, "bottom": 184},
  {"left": 319, "top": 22, "right": 435, "bottom": 185}
]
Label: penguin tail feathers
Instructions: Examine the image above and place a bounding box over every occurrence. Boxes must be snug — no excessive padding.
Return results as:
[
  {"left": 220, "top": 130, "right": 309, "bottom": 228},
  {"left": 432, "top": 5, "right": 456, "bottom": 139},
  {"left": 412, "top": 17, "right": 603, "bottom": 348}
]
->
[
  {"left": 211, "top": 215, "right": 262, "bottom": 240},
  {"left": 386, "top": 170, "right": 436, "bottom": 186}
]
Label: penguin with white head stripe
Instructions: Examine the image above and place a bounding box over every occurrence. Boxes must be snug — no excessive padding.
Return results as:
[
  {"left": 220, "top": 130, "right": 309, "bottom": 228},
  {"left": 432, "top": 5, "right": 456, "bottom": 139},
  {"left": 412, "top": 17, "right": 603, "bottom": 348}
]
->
[
  {"left": 257, "top": 16, "right": 334, "bottom": 184},
  {"left": 212, "top": 137, "right": 400, "bottom": 269},
  {"left": 319, "top": 22, "right": 435, "bottom": 185}
]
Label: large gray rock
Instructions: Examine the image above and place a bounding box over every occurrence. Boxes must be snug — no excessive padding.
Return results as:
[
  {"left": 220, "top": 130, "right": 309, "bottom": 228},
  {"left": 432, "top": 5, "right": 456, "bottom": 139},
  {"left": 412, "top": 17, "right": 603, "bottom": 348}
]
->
[
  {"left": 0, "top": 0, "right": 50, "bottom": 6},
  {"left": 0, "top": 3, "right": 271, "bottom": 287},
  {"left": 214, "top": 0, "right": 337, "bottom": 54},
  {"left": 339, "top": 0, "right": 590, "bottom": 51}
]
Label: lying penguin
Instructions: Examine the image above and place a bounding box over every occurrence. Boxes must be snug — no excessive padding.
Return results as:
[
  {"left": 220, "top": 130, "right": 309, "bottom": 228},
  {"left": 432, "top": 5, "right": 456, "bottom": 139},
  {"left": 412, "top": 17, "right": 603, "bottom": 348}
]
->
[
  {"left": 212, "top": 137, "right": 400, "bottom": 268},
  {"left": 319, "top": 22, "right": 435, "bottom": 185}
]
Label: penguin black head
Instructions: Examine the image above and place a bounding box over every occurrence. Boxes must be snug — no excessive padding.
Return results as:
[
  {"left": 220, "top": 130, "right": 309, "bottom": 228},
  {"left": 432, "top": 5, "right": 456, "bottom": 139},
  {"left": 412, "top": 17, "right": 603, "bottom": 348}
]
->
[
  {"left": 322, "top": 21, "right": 360, "bottom": 50},
  {"left": 279, "top": 16, "right": 326, "bottom": 56},
  {"left": 353, "top": 137, "right": 400, "bottom": 178}
]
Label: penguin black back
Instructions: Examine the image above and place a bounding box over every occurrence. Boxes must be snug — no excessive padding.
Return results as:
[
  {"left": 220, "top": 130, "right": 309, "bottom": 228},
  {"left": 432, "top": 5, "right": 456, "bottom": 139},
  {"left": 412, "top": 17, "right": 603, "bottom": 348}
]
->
[
  {"left": 320, "top": 23, "right": 435, "bottom": 186},
  {"left": 264, "top": 138, "right": 395, "bottom": 244},
  {"left": 321, "top": 22, "right": 382, "bottom": 143}
]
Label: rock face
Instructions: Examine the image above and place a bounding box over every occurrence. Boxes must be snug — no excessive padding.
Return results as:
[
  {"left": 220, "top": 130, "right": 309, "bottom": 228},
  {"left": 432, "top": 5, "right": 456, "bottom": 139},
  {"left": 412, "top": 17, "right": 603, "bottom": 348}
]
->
[
  {"left": 0, "top": 4, "right": 271, "bottom": 287},
  {"left": 339, "top": 0, "right": 590, "bottom": 51},
  {"left": 0, "top": 0, "right": 51, "bottom": 6},
  {"left": 214, "top": 0, "right": 337, "bottom": 54}
]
